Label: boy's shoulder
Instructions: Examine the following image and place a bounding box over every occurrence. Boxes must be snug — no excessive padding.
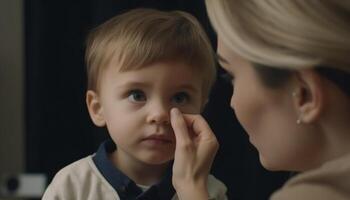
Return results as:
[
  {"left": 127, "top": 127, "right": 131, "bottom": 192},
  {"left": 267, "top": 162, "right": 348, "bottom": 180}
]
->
[
  {"left": 50, "top": 156, "right": 96, "bottom": 183},
  {"left": 42, "top": 155, "right": 119, "bottom": 200}
]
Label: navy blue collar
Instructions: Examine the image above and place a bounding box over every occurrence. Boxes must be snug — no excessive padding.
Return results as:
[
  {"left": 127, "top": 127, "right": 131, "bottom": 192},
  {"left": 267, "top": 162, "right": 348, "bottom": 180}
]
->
[{"left": 93, "top": 140, "right": 175, "bottom": 200}]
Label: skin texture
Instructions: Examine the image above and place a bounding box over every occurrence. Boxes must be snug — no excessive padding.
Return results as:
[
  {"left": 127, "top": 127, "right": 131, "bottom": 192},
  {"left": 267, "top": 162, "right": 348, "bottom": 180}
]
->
[
  {"left": 170, "top": 0, "right": 350, "bottom": 197},
  {"left": 86, "top": 61, "right": 204, "bottom": 186},
  {"left": 171, "top": 35, "right": 350, "bottom": 199},
  {"left": 216, "top": 38, "right": 326, "bottom": 171},
  {"left": 170, "top": 36, "right": 350, "bottom": 199}
]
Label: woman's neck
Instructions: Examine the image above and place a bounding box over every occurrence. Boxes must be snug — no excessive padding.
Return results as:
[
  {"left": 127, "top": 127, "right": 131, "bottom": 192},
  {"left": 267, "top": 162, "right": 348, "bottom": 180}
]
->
[{"left": 317, "top": 90, "right": 350, "bottom": 167}]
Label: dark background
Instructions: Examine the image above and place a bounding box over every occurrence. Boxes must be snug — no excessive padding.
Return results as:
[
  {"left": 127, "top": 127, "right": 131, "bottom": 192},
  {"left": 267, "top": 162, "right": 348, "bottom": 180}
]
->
[{"left": 25, "top": 0, "right": 289, "bottom": 199}]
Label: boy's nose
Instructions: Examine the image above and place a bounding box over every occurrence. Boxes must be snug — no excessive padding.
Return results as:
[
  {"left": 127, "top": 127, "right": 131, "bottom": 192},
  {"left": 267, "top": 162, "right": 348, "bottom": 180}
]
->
[{"left": 146, "top": 102, "right": 170, "bottom": 125}]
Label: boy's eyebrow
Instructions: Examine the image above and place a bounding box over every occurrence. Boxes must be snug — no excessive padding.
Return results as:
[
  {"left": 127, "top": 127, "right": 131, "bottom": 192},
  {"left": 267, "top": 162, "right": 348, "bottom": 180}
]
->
[
  {"left": 177, "top": 84, "right": 199, "bottom": 93},
  {"left": 216, "top": 53, "right": 229, "bottom": 65},
  {"left": 117, "top": 81, "right": 199, "bottom": 93},
  {"left": 116, "top": 81, "right": 151, "bottom": 88}
]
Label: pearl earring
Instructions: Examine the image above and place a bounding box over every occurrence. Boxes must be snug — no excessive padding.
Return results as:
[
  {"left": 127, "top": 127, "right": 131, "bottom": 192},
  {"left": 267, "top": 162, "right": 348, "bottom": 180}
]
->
[{"left": 296, "top": 118, "right": 301, "bottom": 124}]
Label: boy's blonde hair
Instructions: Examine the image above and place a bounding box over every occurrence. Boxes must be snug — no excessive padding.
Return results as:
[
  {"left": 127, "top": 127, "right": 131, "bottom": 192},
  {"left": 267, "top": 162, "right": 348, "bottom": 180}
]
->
[
  {"left": 85, "top": 8, "right": 216, "bottom": 99},
  {"left": 205, "top": 0, "right": 350, "bottom": 73}
]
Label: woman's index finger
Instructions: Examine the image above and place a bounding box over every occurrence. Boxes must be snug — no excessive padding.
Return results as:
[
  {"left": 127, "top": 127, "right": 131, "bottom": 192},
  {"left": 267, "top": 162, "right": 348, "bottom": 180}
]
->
[{"left": 170, "top": 108, "right": 192, "bottom": 145}]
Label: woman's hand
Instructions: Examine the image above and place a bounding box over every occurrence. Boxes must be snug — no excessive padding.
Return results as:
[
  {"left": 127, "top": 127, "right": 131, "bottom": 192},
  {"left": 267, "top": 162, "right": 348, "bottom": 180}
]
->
[{"left": 170, "top": 108, "right": 219, "bottom": 199}]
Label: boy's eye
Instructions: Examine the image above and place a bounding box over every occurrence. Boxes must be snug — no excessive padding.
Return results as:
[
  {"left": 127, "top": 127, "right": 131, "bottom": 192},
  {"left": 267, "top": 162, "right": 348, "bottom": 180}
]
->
[
  {"left": 128, "top": 90, "right": 146, "bottom": 102},
  {"left": 172, "top": 92, "right": 190, "bottom": 105},
  {"left": 220, "top": 72, "right": 234, "bottom": 84}
]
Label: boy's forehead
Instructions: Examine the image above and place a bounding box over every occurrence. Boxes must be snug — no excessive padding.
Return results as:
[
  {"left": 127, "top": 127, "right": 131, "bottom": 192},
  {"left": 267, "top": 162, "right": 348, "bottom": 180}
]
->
[
  {"left": 121, "top": 79, "right": 200, "bottom": 90},
  {"left": 103, "top": 61, "right": 204, "bottom": 89},
  {"left": 107, "top": 59, "right": 201, "bottom": 75}
]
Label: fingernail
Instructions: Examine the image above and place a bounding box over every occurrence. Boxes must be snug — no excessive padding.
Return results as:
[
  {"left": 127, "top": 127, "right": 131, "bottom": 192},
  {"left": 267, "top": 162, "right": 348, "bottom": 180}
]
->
[{"left": 171, "top": 108, "right": 180, "bottom": 116}]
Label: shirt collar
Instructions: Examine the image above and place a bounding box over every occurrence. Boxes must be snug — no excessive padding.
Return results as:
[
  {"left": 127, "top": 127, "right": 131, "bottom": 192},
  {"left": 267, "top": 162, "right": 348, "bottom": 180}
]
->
[{"left": 93, "top": 139, "right": 175, "bottom": 199}]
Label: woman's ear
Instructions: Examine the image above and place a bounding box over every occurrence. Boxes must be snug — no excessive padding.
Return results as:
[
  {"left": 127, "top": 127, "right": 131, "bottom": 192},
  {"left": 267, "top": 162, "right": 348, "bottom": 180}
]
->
[
  {"left": 292, "top": 69, "right": 325, "bottom": 124},
  {"left": 86, "top": 90, "right": 106, "bottom": 127}
]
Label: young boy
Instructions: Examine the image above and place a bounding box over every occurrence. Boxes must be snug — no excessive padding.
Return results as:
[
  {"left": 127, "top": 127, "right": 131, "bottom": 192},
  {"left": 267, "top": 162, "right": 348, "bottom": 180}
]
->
[{"left": 42, "top": 8, "right": 227, "bottom": 200}]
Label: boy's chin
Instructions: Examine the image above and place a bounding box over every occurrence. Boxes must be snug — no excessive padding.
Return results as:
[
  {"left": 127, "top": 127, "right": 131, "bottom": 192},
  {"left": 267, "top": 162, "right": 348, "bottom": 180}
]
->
[{"left": 140, "top": 156, "right": 174, "bottom": 166}]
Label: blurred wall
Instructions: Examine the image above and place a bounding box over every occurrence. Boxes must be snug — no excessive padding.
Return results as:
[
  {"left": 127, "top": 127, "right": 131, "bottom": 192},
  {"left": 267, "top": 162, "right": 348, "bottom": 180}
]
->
[{"left": 0, "top": 0, "right": 24, "bottom": 174}]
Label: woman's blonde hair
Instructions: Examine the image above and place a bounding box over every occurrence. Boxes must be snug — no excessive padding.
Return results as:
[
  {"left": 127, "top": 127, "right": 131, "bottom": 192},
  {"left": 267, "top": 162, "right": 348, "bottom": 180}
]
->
[
  {"left": 85, "top": 8, "right": 216, "bottom": 99},
  {"left": 205, "top": 0, "right": 350, "bottom": 72}
]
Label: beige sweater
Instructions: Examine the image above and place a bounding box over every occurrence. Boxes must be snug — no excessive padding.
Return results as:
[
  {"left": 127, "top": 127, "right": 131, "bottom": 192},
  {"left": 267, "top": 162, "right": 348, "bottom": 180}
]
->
[
  {"left": 42, "top": 155, "right": 227, "bottom": 200},
  {"left": 271, "top": 153, "right": 350, "bottom": 200}
]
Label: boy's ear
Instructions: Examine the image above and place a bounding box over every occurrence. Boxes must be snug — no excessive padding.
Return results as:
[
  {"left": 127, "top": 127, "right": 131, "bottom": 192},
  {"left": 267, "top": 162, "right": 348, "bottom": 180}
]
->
[
  {"left": 86, "top": 90, "right": 106, "bottom": 127},
  {"left": 292, "top": 69, "right": 325, "bottom": 124}
]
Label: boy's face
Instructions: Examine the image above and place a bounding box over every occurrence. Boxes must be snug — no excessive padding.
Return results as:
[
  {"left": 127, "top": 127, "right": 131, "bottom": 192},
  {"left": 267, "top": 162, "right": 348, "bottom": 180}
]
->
[{"left": 88, "top": 61, "right": 204, "bottom": 166}]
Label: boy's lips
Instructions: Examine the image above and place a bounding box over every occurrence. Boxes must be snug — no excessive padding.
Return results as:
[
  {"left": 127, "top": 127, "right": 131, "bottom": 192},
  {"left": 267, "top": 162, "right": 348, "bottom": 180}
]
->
[{"left": 142, "top": 134, "right": 174, "bottom": 143}]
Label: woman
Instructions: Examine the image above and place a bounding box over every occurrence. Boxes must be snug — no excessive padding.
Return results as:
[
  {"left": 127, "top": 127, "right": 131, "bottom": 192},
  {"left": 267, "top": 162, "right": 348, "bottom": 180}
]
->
[{"left": 170, "top": 1, "right": 350, "bottom": 199}]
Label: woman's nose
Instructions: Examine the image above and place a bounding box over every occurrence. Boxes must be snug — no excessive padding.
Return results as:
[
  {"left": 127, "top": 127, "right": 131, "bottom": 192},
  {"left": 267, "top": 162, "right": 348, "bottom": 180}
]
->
[
  {"left": 146, "top": 102, "right": 170, "bottom": 125},
  {"left": 230, "top": 94, "right": 236, "bottom": 110}
]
